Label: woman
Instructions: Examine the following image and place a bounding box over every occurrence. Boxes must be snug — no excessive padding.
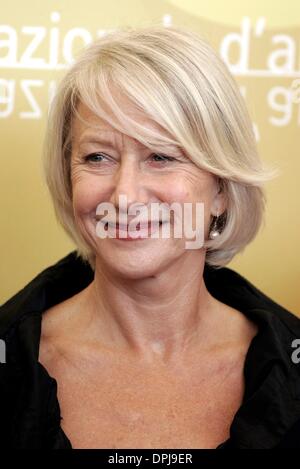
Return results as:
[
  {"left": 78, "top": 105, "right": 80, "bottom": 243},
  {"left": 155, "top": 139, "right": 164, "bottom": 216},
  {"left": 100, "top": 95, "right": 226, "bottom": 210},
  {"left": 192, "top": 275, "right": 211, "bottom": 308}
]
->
[{"left": 0, "top": 25, "right": 299, "bottom": 449}]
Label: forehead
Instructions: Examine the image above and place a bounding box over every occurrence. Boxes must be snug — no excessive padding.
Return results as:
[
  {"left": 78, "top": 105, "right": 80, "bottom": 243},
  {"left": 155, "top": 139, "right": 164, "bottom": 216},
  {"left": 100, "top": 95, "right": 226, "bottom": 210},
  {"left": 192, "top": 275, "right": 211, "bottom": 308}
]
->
[{"left": 71, "top": 97, "right": 172, "bottom": 143}]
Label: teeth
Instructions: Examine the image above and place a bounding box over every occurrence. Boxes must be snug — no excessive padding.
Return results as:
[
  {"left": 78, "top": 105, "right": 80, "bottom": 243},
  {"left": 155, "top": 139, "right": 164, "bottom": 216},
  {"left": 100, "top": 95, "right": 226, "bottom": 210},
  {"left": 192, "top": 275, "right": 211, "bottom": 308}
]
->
[{"left": 102, "top": 221, "right": 163, "bottom": 231}]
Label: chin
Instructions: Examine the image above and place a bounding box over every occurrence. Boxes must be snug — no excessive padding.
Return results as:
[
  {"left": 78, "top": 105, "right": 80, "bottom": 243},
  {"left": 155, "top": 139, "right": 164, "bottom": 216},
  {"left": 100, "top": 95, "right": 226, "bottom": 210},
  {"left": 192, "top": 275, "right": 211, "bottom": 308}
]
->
[{"left": 94, "top": 241, "right": 175, "bottom": 279}]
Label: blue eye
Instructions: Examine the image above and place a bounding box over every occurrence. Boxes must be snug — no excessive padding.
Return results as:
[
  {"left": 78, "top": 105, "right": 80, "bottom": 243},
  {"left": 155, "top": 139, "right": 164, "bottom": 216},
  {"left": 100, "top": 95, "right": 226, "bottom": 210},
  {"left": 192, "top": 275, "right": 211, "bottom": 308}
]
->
[
  {"left": 83, "top": 152, "right": 176, "bottom": 164},
  {"left": 84, "top": 153, "right": 107, "bottom": 163}
]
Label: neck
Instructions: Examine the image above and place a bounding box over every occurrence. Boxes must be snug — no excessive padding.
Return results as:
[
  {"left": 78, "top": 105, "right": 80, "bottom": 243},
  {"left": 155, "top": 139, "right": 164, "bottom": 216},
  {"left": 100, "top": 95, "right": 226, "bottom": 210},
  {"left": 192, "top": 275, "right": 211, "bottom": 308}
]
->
[{"left": 83, "top": 251, "right": 220, "bottom": 364}]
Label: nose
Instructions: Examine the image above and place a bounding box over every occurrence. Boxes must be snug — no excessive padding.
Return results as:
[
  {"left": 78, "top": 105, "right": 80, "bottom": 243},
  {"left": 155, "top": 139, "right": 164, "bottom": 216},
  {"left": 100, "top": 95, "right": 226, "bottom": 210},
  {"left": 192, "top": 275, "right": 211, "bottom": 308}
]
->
[{"left": 109, "top": 156, "right": 148, "bottom": 212}]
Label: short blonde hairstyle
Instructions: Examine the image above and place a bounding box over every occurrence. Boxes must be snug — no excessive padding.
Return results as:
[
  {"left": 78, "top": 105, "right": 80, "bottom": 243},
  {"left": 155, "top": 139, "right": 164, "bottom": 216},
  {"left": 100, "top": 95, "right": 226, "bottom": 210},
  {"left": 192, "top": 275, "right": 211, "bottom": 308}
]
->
[{"left": 43, "top": 24, "right": 277, "bottom": 270}]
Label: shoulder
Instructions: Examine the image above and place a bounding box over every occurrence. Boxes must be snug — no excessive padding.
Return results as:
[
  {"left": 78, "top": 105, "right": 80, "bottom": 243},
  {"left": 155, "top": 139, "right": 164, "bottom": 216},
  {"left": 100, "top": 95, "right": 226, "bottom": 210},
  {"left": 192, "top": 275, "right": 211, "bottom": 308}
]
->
[
  {"left": 207, "top": 269, "right": 300, "bottom": 448},
  {"left": 204, "top": 263, "right": 300, "bottom": 383},
  {"left": 0, "top": 252, "right": 90, "bottom": 448},
  {"left": 204, "top": 263, "right": 300, "bottom": 336},
  {"left": 0, "top": 251, "right": 93, "bottom": 338},
  {"left": 0, "top": 250, "right": 93, "bottom": 401},
  {"left": 39, "top": 287, "right": 89, "bottom": 370}
]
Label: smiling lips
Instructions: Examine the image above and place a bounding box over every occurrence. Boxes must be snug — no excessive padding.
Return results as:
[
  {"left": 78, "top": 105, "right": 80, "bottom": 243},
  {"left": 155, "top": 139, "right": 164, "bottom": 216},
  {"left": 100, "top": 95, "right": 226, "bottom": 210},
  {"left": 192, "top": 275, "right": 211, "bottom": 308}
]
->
[{"left": 105, "top": 221, "right": 163, "bottom": 240}]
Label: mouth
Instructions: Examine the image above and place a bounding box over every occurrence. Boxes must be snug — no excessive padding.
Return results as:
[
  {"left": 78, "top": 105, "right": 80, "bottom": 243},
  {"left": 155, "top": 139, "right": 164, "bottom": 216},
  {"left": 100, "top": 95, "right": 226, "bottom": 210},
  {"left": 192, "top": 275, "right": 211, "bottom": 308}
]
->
[{"left": 99, "top": 220, "right": 164, "bottom": 240}]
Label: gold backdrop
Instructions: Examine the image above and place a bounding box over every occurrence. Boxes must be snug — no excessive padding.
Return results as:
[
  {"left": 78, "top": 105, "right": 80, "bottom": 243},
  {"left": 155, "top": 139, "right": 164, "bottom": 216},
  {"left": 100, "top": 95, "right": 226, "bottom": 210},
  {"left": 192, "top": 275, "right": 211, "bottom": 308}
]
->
[{"left": 1, "top": 0, "right": 299, "bottom": 314}]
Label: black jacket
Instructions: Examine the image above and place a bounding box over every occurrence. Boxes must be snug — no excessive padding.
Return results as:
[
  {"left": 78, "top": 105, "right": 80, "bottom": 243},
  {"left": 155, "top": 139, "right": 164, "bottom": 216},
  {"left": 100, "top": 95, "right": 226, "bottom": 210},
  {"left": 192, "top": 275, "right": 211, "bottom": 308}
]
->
[{"left": 0, "top": 251, "right": 300, "bottom": 449}]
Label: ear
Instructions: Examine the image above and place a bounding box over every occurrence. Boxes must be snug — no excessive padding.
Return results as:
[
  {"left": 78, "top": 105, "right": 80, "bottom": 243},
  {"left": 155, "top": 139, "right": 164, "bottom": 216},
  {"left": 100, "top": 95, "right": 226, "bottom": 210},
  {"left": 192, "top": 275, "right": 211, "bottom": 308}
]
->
[{"left": 211, "top": 179, "right": 227, "bottom": 217}]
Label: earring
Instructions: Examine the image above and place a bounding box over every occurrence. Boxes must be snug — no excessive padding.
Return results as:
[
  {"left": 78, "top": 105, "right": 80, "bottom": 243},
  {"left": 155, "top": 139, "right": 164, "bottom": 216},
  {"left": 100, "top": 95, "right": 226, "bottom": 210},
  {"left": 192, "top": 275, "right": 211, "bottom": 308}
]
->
[{"left": 209, "top": 211, "right": 220, "bottom": 240}]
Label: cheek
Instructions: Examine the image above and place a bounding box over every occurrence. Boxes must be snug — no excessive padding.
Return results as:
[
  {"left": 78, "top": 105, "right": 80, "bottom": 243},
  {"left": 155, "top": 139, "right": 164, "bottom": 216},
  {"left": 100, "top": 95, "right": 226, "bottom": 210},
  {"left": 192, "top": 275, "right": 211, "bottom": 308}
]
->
[
  {"left": 164, "top": 173, "right": 216, "bottom": 230},
  {"left": 71, "top": 172, "right": 107, "bottom": 216},
  {"left": 162, "top": 177, "right": 192, "bottom": 204},
  {"left": 163, "top": 173, "right": 214, "bottom": 205}
]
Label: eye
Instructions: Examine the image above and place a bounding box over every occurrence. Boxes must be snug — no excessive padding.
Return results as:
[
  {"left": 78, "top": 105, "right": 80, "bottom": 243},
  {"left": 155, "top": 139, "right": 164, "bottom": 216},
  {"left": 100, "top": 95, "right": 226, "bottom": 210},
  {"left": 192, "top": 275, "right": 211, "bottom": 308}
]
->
[
  {"left": 150, "top": 153, "right": 175, "bottom": 163},
  {"left": 84, "top": 152, "right": 108, "bottom": 163}
]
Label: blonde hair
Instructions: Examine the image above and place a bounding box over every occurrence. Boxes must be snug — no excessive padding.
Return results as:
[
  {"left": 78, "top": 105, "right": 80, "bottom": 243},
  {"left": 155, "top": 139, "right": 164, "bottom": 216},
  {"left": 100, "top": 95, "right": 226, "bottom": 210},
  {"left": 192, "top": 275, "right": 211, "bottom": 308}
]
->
[{"left": 43, "top": 24, "right": 277, "bottom": 270}]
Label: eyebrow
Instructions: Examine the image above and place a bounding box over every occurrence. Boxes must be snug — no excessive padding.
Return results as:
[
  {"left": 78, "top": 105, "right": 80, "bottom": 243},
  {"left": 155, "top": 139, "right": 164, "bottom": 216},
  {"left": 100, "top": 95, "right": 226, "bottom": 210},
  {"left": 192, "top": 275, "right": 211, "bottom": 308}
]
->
[
  {"left": 77, "top": 133, "right": 183, "bottom": 153},
  {"left": 78, "top": 137, "right": 116, "bottom": 148}
]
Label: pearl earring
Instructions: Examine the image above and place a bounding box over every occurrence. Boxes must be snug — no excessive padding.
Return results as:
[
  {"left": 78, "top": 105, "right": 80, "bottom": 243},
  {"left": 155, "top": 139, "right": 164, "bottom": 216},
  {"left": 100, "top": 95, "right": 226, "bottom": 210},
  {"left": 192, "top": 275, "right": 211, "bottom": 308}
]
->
[{"left": 209, "top": 210, "right": 220, "bottom": 240}]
